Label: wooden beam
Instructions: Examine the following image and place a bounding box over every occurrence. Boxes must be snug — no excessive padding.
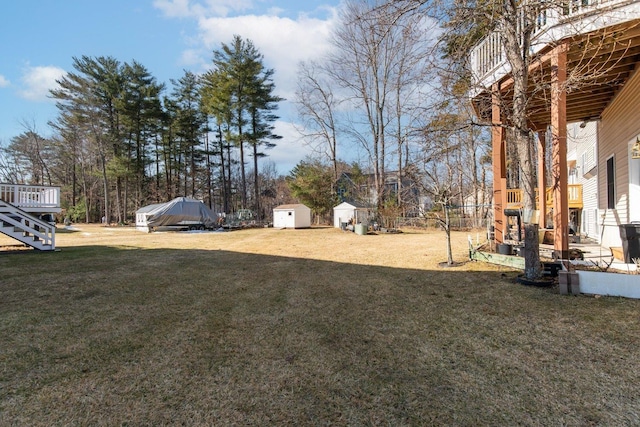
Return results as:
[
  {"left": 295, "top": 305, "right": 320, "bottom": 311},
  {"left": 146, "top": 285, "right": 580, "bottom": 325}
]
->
[
  {"left": 492, "top": 84, "right": 507, "bottom": 244},
  {"left": 551, "top": 43, "right": 569, "bottom": 260},
  {"left": 470, "top": 250, "right": 525, "bottom": 269},
  {"left": 537, "top": 131, "right": 547, "bottom": 229}
]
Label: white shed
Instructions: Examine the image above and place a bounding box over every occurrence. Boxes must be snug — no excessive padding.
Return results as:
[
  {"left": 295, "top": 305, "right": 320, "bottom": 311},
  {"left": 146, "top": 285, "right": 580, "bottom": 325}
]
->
[
  {"left": 333, "top": 201, "right": 371, "bottom": 228},
  {"left": 273, "top": 204, "right": 311, "bottom": 229}
]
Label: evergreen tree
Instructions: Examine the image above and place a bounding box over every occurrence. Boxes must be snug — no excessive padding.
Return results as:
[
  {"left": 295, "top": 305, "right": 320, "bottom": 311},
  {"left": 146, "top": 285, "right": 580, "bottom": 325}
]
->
[
  {"left": 50, "top": 55, "right": 124, "bottom": 223},
  {"left": 201, "top": 35, "right": 281, "bottom": 213},
  {"left": 287, "top": 159, "right": 337, "bottom": 223},
  {"left": 120, "top": 61, "right": 165, "bottom": 214},
  {"left": 169, "top": 71, "right": 207, "bottom": 199},
  {"left": 247, "top": 68, "right": 283, "bottom": 220}
]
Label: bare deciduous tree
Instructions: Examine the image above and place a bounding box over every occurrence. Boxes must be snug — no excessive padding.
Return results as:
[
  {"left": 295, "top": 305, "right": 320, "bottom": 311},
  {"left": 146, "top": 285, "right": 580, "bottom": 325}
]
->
[
  {"left": 296, "top": 0, "right": 437, "bottom": 212},
  {"left": 295, "top": 60, "right": 342, "bottom": 184}
]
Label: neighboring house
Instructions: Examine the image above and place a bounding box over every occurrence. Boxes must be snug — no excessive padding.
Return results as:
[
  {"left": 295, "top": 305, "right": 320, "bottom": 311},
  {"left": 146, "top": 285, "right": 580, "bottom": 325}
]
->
[
  {"left": 336, "top": 170, "right": 423, "bottom": 215},
  {"left": 469, "top": 0, "right": 640, "bottom": 259},
  {"left": 461, "top": 188, "right": 492, "bottom": 220},
  {"left": 273, "top": 204, "right": 311, "bottom": 229},
  {"left": 568, "top": 121, "right": 599, "bottom": 241}
]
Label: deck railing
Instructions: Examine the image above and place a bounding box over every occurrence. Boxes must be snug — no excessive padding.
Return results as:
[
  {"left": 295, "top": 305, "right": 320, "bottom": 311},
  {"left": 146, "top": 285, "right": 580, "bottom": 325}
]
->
[
  {"left": 0, "top": 183, "right": 61, "bottom": 210},
  {"left": 506, "top": 184, "right": 583, "bottom": 210},
  {"left": 470, "top": 0, "right": 637, "bottom": 89}
]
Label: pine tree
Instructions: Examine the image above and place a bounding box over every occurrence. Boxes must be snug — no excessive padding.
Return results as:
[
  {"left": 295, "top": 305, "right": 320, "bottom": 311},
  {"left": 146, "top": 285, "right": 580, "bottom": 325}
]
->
[{"left": 201, "top": 35, "right": 281, "bottom": 213}]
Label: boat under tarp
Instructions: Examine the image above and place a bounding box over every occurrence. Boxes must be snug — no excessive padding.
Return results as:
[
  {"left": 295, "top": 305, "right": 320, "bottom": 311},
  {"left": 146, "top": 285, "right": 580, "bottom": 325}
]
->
[{"left": 136, "top": 197, "right": 217, "bottom": 231}]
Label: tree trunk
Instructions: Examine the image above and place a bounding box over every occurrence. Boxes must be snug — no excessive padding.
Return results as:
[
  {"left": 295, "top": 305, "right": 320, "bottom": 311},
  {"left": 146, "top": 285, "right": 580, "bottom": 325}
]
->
[
  {"left": 445, "top": 203, "right": 453, "bottom": 265},
  {"left": 523, "top": 224, "right": 540, "bottom": 278},
  {"left": 100, "top": 152, "right": 110, "bottom": 224},
  {"left": 252, "top": 143, "right": 260, "bottom": 220},
  {"left": 502, "top": 7, "right": 542, "bottom": 280}
]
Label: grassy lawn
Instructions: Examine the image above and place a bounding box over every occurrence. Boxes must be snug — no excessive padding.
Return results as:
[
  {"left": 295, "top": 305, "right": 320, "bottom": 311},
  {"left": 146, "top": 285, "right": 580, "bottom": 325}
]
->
[{"left": 1, "top": 225, "right": 639, "bottom": 425}]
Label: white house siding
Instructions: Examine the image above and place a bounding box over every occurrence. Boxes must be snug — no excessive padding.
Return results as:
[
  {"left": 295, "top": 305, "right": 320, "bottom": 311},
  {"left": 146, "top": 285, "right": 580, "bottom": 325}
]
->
[
  {"left": 567, "top": 122, "right": 599, "bottom": 240},
  {"left": 629, "top": 137, "right": 640, "bottom": 223},
  {"left": 581, "top": 178, "right": 600, "bottom": 240},
  {"left": 598, "top": 67, "right": 640, "bottom": 247}
]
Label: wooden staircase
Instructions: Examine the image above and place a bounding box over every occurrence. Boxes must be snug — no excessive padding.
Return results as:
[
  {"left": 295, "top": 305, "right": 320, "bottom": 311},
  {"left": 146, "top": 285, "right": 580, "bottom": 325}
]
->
[{"left": 0, "top": 200, "right": 55, "bottom": 251}]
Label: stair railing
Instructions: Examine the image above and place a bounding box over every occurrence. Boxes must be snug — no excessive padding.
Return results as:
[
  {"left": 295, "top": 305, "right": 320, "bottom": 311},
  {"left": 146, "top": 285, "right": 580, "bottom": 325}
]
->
[{"left": 0, "top": 200, "right": 55, "bottom": 250}]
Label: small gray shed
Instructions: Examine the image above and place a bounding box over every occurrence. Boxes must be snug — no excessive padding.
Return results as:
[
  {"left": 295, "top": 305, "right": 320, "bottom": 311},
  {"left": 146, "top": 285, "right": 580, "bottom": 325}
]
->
[{"left": 273, "top": 204, "right": 311, "bottom": 229}]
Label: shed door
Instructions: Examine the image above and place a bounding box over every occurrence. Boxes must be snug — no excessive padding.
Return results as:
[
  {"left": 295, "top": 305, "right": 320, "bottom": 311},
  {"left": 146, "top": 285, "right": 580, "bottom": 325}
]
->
[{"left": 274, "top": 211, "right": 285, "bottom": 227}]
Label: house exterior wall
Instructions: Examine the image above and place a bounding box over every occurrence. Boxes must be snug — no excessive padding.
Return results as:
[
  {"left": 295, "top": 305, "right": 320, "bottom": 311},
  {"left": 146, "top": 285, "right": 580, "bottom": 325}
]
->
[
  {"left": 567, "top": 121, "right": 599, "bottom": 240},
  {"left": 598, "top": 67, "right": 640, "bottom": 248}
]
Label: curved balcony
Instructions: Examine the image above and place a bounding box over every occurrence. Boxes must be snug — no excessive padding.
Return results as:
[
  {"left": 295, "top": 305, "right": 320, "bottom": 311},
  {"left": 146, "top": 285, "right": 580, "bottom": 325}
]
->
[{"left": 470, "top": 0, "right": 640, "bottom": 94}]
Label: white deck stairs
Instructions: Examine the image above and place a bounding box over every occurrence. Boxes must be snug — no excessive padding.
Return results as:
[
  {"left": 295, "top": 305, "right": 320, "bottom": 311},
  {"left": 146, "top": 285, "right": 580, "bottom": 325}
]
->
[
  {"left": 0, "top": 183, "right": 60, "bottom": 251},
  {"left": 0, "top": 200, "right": 56, "bottom": 251}
]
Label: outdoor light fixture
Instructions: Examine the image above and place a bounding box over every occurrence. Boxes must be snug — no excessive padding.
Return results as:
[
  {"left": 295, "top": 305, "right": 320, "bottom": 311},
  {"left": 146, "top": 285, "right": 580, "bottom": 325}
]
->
[{"left": 632, "top": 137, "right": 640, "bottom": 160}]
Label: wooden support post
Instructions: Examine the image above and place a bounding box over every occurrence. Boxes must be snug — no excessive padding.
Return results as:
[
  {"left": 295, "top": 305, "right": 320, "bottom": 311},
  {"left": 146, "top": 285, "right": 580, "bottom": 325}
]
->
[
  {"left": 492, "top": 85, "right": 507, "bottom": 244},
  {"left": 551, "top": 43, "right": 569, "bottom": 259},
  {"left": 537, "top": 131, "right": 547, "bottom": 229}
]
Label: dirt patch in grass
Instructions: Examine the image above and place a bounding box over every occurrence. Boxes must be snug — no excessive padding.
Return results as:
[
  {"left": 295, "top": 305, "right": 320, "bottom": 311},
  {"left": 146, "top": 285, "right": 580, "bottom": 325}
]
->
[{"left": 1, "top": 225, "right": 640, "bottom": 425}]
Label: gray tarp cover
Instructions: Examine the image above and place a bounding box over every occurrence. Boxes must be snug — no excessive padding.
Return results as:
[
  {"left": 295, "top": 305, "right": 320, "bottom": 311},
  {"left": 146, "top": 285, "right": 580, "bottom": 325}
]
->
[{"left": 142, "top": 197, "right": 216, "bottom": 227}]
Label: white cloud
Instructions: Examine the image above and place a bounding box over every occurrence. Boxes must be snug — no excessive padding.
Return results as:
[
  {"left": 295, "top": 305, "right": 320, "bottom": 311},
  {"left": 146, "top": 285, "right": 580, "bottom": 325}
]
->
[
  {"left": 153, "top": 0, "right": 195, "bottom": 18},
  {"left": 0, "top": 75, "right": 9, "bottom": 87},
  {"left": 195, "top": 12, "right": 338, "bottom": 99},
  {"left": 19, "top": 65, "right": 65, "bottom": 102},
  {"left": 268, "top": 120, "right": 313, "bottom": 174},
  {"left": 154, "top": 0, "right": 254, "bottom": 18},
  {"left": 178, "top": 49, "right": 208, "bottom": 68},
  {"left": 154, "top": 1, "right": 340, "bottom": 173},
  {"left": 154, "top": 1, "right": 339, "bottom": 99}
]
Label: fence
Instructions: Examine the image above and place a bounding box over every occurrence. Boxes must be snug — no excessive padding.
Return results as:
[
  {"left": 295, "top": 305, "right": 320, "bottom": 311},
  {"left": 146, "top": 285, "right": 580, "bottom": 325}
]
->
[{"left": 394, "top": 215, "right": 490, "bottom": 230}]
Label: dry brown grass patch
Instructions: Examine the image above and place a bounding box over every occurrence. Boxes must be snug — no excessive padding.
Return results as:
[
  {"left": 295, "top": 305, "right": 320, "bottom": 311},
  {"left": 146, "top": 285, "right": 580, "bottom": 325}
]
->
[{"left": 1, "top": 225, "right": 639, "bottom": 425}]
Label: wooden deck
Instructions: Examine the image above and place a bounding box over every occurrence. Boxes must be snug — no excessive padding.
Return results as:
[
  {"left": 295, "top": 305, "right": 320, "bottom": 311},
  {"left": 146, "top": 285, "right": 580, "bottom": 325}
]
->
[
  {"left": 0, "top": 183, "right": 61, "bottom": 214},
  {"left": 506, "top": 184, "right": 583, "bottom": 211}
]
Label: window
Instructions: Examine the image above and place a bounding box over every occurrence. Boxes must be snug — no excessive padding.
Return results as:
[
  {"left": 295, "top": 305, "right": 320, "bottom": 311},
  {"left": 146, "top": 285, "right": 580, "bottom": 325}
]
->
[{"left": 607, "top": 156, "right": 615, "bottom": 209}]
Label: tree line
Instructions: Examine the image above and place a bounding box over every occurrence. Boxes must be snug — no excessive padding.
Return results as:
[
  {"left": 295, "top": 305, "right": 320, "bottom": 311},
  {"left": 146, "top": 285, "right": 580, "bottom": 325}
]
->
[
  {"left": 0, "top": 35, "right": 283, "bottom": 224},
  {"left": 2, "top": 1, "right": 497, "bottom": 230}
]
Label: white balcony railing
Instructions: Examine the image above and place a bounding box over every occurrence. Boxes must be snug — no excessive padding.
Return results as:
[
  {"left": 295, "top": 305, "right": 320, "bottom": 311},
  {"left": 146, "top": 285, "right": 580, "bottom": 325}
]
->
[
  {"left": 0, "top": 183, "right": 61, "bottom": 212},
  {"left": 470, "top": 0, "right": 640, "bottom": 91}
]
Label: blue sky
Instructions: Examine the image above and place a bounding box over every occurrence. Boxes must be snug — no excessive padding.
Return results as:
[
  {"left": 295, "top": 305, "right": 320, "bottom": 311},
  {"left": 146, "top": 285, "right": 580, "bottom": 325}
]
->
[{"left": 0, "top": 0, "right": 342, "bottom": 174}]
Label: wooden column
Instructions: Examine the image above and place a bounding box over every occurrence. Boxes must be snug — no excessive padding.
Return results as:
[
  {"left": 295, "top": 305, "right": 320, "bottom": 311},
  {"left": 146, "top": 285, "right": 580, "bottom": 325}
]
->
[
  {"left": 492, "top": 85, "right": 507, "bottom": 244},
  {"left": 551, "top": 43, "right": 569, "bottom": 259},
  {"left": 537, "top": 131, "right": 547, "bottom": 229}
]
